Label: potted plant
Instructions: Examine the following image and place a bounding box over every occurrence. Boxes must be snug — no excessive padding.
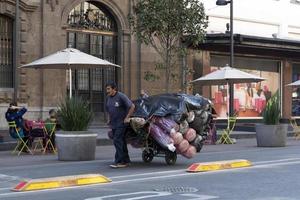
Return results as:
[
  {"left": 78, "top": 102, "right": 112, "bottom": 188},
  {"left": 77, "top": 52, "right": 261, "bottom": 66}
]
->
[
  {"left": 255, "top": 91, "right": 287, "bottom": 147},
  {"left": 56, "top": 97, "right": 97, "bottom": 161}
]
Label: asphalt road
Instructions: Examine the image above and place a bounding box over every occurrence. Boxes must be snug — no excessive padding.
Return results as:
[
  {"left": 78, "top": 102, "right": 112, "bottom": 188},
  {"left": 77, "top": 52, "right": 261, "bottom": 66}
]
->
[{"left": 1, "top": 138, "right": 300, "bottom": 200}]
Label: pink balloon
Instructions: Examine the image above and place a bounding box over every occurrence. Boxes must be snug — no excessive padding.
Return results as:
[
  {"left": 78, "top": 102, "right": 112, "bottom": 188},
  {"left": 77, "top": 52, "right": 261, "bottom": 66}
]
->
[
  {"left": 177, "top": 139, "right": 189, "bottom": 153},
  {"left": 184, "top": 128, "right": 196, "bottom": 142},
  {"left": 182, "top": 145, "right": 197, "bottom": 159},
  {"left": 170, "top": 132, "right": 184, "bottom": 145}
]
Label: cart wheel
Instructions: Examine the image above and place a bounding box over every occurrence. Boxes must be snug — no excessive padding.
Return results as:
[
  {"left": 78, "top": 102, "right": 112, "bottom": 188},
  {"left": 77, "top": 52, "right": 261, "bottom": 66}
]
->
[
  {"left": 142, "top": 149, "right": 154, "bottom": 163},
  {"left": 165, "top": 151, "right": 177, "bottom": 165}
]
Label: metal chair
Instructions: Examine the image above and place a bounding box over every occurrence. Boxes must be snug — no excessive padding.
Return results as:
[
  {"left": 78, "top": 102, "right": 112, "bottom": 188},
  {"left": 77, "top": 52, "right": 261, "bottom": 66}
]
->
[
  {"left": 289, "top": 118, "right": 300, "bottom": 140},
  {"left": 217, "top": 116, "right": 237, "bottom": 144},
  {"left": 27, "top": 120, "right": 48, "bottom": 154},
  {"left": 43, "top": 122, "right": 57, "bottom": 154},
  {"left": 8, "top": 121, "right": 33, "bottom": 156}
]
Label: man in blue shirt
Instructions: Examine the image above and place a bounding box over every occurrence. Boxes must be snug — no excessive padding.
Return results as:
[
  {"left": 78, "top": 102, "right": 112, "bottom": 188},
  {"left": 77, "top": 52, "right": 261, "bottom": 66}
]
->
[{"left": 105, "top": 82, "right": 135, "bottom": 168}]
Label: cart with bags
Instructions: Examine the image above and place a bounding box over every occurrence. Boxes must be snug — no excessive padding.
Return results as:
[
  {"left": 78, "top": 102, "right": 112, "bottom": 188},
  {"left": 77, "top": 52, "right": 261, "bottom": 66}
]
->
[{"left": 124, "top": 93, "right": 215, "bottom": 165}]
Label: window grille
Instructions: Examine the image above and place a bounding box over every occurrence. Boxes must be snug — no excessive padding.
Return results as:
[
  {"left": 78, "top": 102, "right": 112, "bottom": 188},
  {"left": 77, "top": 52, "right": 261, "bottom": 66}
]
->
[
  {"left": 66, "top": 2, "right": 118, "bottom": 112},
  {"left": 0, "top": 15, "right": 13, "bottom": 88}
]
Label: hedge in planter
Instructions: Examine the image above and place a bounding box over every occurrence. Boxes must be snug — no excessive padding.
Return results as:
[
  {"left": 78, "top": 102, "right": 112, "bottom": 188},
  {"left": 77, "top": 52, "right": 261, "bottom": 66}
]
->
[
  {"left": 256, "top": 91, "right": 287, "bottom": 147},
  {"left": 56, "top": 97, "right": 97, "bottom": 161},
  {"left": 58, "top": 97, "right": 92, "bottom": 131}
]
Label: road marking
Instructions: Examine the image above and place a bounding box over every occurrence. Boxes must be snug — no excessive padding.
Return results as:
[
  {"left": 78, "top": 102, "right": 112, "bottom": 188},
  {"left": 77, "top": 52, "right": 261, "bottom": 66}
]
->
[
  {"left": 0, "top": 174, "right": 20, "bottom": 182},
  {"left": 111, "top": 169, "right": 185, "bottom": 179},
  {"left": 84, "top": 191, "right": 219, "bottom": 200},
  {"left": 253, "top": 158, "right": 300, "bottom": 164},
  {"left": 0, "top": 159, "right": 114, "bottom": 171},
  {"left": 0, "top": 187, "right": 12, "bottom": 191},
  {"left": 12, "top": 174, "right": 111, "bottom": 192},
  {"left": 85, "top": 191, "right": 171, "bottom": 200},
  {"left": 181, "top": 193, "right": 219, "bottom": 199},
  {"left": 186, "top": 159, "right": 252, "bottom": 172},
  {"left": 108, "top": 160, "right": 300, "bottom": 185}
]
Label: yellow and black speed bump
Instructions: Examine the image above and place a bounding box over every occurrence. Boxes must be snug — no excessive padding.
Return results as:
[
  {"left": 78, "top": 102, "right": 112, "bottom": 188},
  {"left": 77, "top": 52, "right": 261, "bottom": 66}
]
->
[
  {"left": 12, "top": 174, "right": 111, "bottom": 192},
  {"left": 187, "top": 159, "right": 252, "bottom": 172}
]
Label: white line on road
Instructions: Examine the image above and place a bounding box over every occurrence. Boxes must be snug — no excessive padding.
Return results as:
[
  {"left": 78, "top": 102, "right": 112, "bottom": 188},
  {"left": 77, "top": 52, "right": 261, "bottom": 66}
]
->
[
  {"left": 0, "top": 158, "right": 114, "bottom": 171},
  {"left": 84, "top": 191, "right": 219, "bottom": 200},
  {"left": 85, "top": 191, "right": 172, "bottom": 200},
  {"left": 180, "top": 193, "right": 219, "bottom": 200},
  {"left": 110, "top": 157, "right": 300, "bottom": 179},
  {"left": 0, "top": 187, "right": 12, "bottom": 191},
  {"left": 253, "top": 158, "right": 300, "bottom": 165},
  {"left": 110, "top": 169, "right": 186, "bottom": 179}
]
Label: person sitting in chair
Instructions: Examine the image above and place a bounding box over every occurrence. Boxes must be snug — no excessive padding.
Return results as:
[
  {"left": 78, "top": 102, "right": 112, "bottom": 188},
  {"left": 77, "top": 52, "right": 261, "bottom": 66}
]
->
[
  {"left": 43, "top": 109, "right": 59, "bottom": 152},
  {"left": 5, "top": 102, "right": 31, "bottom": 152}
]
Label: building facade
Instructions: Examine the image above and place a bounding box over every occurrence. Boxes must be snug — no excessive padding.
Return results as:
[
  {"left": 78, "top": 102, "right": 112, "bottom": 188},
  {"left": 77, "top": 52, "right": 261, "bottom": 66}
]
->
[
  {"left": 0, "top": 0, "right": 184, "bottom": 129},
  {"left": 188, "top": 0, "right": 300, "bottom": 120},
  {"left": 1, "top": 0, "right": 300, "bottom": 129}
]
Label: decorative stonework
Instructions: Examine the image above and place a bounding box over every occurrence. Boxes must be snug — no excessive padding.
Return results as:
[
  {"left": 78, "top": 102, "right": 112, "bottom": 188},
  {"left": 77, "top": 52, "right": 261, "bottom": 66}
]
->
[
  {"left": 0, "top": 0, "right": 38, "bottom": 13},
  {"left": 0, "top": 0, "right": 32, "bottom": 104},
  {"left": 46, "top": 0, "right": 58, "bottom": 12}
]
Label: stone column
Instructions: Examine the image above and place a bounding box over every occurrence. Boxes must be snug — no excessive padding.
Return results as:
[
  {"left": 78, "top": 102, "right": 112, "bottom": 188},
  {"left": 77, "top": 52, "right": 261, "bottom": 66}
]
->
[
  {"left": 186, "top": 50, "right": 210, "bottom": 98},
  {"left": 282, "top": 60, "right": 292, "bottom": 119}
]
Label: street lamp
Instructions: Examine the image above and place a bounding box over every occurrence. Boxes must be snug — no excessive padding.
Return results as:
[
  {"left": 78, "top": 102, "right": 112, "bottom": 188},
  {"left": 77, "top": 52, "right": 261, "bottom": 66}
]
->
[{"left": 216, "top": 0, "right": 234, "bottom": 117}]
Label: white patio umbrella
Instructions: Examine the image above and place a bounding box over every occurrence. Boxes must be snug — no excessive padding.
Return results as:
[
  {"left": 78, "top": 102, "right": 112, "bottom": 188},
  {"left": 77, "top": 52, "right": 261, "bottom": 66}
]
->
[
  {"left": 191, "top": 65, "right": 265, "bottom": 85},
  {"left": 191, "top": 64, "right": 265, "bottom": 116},
  {"left": 287, "top": 80, "right": 300, "bottom": 87},
  {"left": 20, "top": 48, "right": 121, "bottom": 97}
]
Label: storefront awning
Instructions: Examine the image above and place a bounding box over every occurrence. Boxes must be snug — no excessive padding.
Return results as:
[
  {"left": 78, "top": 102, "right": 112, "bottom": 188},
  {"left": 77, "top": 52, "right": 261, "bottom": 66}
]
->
[{"left": 191, "top": 33, "right": 300, "bottom": 60}]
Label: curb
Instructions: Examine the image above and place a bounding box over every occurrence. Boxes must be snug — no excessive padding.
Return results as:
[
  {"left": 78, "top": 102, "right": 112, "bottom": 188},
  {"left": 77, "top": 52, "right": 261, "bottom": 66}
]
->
[
  {"left": 12, "top": 174, "right": 111, "bottom": 192},
  {"left": 186, "top": 159, "right": 252, "bottom": 172}
]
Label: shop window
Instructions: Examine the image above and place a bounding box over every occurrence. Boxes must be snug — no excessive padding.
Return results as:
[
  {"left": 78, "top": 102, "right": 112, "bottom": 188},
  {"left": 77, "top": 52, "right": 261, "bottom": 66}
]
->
[
  {"left": 0, "top": 15, "right": 13, "bottom": 88},
  {"left": 291, "top": 63, "right": 300, "bottom": 116},
  {"left": 210, "top": 56, "right": 280, "bottom": 118}
]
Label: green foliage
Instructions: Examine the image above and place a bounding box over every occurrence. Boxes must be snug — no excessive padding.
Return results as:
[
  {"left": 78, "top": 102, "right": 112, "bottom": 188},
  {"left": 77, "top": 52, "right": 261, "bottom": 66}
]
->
[
  {"left": 58, "top": 97, "right": 92, "bottom": 131},
  {"left": 144, "top": 71, "right": 160, "bottom": 82},
  {"left": 263, "top": 91, "right": 280, "bottom": 125},
  {"left": 129, "top": 0, "right": 208, "bottom": 91}
]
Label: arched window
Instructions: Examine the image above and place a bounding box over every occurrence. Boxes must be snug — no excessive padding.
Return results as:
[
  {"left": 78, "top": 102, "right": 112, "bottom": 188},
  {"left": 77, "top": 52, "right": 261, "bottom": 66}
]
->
[
  {"left": 67, "top": 2, "right": 118, "bottom": 114},
  {"left": 0, "top": 14, "right": 13, "bottom": 88}
]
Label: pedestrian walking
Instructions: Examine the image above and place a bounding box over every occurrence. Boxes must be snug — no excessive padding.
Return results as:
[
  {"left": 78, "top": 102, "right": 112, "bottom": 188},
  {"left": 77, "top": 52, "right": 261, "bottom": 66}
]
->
[{"left": 105, "top": 82, "right": 135, "bottom": 168}]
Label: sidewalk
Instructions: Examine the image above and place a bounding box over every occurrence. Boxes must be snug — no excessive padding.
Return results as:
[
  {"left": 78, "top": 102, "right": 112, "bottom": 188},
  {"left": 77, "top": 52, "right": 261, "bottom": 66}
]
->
[
  {"left": 0, "top": 127, "right": 255, "bottom": 151},
  {"left": 0, "top": 126, "right": 295, "bottom": 151}
]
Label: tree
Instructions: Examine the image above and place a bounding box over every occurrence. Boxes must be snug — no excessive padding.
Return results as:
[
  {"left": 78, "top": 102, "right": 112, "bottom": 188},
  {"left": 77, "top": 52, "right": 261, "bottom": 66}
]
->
[{"left": 129, "top": 0, "right": 208, "bottom": 92}]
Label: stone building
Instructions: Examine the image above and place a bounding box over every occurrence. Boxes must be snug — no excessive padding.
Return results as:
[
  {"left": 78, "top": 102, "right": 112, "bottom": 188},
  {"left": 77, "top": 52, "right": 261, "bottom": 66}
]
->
[{"left": 0, "top": 0, "right": 185, "bottom": 129}]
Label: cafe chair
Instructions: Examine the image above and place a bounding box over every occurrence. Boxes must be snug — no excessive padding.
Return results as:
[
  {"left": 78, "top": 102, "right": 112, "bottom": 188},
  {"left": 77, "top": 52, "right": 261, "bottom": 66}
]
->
[
  {"left": 217, "top": 115, "right": 237, "bottom": 144},
  {"left": 43, "top": 122, "right": 57, "bottom": 154},
  {"left": 8, "top": 121, "right": 33, "bottom": 156},
  {"left": 29, "top": 121, "right": 47, "bottom": 153},
  {"left": 289, "top": 117, "right": 300, "bottom": 140}
]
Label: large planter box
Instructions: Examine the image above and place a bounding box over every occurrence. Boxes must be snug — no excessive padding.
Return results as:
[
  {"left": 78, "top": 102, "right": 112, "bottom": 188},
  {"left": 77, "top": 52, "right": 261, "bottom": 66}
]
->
[
  {"left": 255, "top": 124, "right": 287, "bottom": 147},
  {"left": 56, "top": 131, "right": 97, "bottom": 161}
]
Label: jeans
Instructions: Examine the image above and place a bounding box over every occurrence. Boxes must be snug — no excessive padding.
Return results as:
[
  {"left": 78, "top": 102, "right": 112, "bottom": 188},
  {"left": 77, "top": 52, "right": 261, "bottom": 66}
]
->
[{"left": 112, "top": 127, "right": 130, "bottom": 164}]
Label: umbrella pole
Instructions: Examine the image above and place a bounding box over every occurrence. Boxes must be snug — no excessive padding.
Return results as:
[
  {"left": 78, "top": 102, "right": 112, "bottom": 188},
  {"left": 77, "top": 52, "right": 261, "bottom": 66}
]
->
[
  {"left": 227, "top": 83, "right": 229, "bottom": 117},
  {"left": 69, "top": 68, "right": 72, "bottom": 98}
]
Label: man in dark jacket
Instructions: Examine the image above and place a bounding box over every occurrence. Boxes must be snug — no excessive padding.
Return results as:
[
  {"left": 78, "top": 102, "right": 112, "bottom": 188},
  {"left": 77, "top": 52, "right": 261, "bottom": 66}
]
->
[{"left": 105, "top": 82, "right": 135, "bottom": 168}]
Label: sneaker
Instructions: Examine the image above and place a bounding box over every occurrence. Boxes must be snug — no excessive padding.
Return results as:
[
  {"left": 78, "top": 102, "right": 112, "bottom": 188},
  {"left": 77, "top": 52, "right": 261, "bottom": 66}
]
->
[{"left": 109, "top": 163, "right": 128, "bottom": 168}]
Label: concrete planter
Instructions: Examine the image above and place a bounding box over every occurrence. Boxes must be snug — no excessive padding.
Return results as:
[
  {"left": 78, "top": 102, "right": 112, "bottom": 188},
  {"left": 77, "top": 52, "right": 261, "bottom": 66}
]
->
[
  {"left": 56, "top": 131, "right": 97, "bottom": 161},
  {"left": 255, "top": 124, "right": 288, "bottom": 147}
]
